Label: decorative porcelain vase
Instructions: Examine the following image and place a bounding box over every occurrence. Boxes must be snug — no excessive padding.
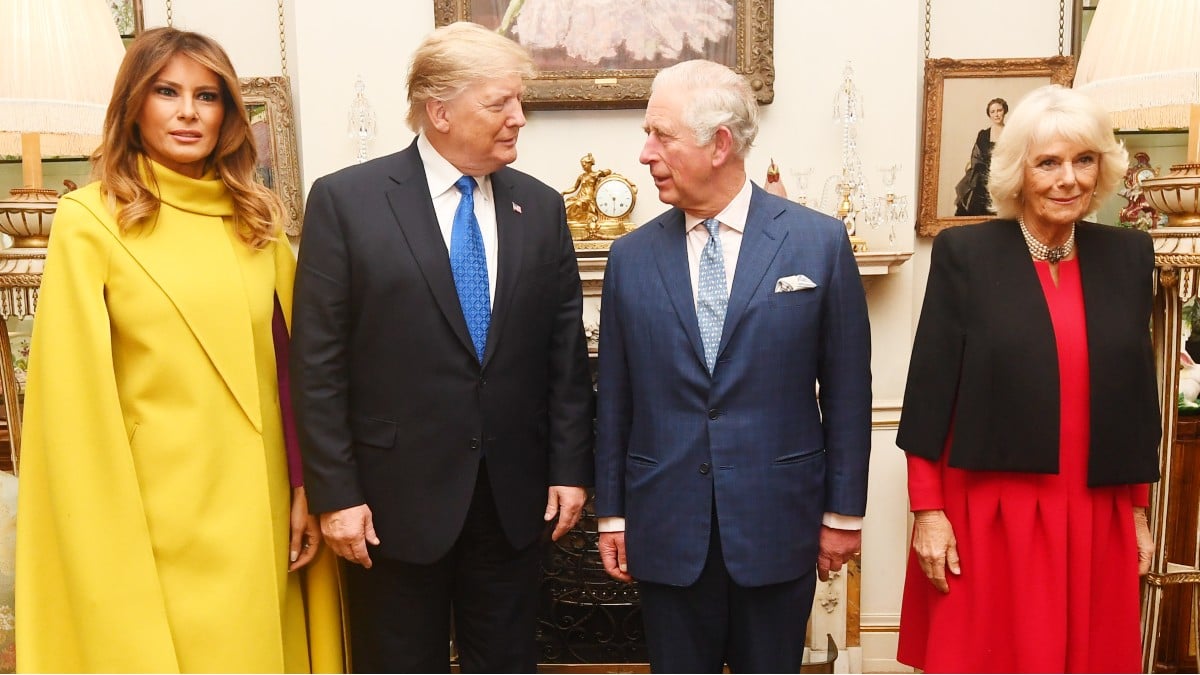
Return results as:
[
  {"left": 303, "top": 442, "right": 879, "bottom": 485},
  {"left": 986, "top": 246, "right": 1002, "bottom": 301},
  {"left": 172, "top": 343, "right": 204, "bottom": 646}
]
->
[{"left": 0, "top": 188, "right": 57, "bottom": 248}]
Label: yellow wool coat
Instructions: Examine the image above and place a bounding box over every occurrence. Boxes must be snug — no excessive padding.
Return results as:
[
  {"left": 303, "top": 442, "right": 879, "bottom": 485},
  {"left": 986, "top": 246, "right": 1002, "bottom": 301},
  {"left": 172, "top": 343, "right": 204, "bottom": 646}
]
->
[{"left": 14, "top": 164, "right": 343, "bottom": 673}]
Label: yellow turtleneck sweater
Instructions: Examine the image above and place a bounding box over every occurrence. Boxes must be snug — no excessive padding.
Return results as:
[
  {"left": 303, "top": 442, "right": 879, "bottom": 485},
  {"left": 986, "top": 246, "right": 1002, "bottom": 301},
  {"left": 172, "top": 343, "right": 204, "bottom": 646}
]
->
[{"left": 15, "top": 161, "right": 343, "bottom": 673}]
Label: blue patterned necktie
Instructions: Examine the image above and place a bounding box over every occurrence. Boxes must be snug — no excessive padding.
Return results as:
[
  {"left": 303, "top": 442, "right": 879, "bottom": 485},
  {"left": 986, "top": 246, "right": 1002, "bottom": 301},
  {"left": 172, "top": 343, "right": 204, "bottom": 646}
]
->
[
  {"left": 450, "top": 175, "right": 490, "bottom": 362},
  {"left": 697, "top": 217, "right": 728, "bottom": 373}
]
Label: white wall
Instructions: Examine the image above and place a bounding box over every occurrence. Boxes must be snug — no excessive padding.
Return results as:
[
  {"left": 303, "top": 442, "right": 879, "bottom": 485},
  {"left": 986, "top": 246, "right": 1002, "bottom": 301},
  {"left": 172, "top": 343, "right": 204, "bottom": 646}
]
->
[{"left": 132, "top": 1, "right": 1069, "bottom": 671}]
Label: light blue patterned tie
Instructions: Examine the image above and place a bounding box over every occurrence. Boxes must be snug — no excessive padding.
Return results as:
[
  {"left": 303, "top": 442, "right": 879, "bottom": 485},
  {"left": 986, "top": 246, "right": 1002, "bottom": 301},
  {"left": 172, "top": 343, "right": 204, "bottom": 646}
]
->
[
  {"left": 450, "top": 176, "right": 490, "bottom": 362},
  {"left": 697, "top": 217, "right": 728, "bottom": 373}
]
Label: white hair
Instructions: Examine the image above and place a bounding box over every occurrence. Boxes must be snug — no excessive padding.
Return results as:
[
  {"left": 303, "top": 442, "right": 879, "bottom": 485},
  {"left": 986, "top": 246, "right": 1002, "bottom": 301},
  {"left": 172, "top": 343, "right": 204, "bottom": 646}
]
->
[{"left": 652, "top": 60, "right": 759, "bottom": 157}]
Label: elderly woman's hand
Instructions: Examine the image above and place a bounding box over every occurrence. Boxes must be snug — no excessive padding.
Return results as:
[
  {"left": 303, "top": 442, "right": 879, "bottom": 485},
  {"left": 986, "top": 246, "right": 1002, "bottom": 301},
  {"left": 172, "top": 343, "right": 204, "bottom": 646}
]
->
[
  {"left": 1133, "top": 506, "right": 1154, "bottom": 576},
  {"left": 912, "top": 509, "right": 960, "bottom": 594}
]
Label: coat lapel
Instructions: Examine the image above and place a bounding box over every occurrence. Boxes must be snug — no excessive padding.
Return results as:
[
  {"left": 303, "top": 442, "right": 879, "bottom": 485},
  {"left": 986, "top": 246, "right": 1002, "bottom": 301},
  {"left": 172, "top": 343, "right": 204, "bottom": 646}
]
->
[
  {"left": 651, "top": 211, "right": 707, "bottom": 370},
  {"left": 383, "top": 143, "right": 478, "bottom": 361},
  {"left": 485, "top": 171, "right": 524, "bottom": 368},
  {"left": 114, "top": 217, "right": 263, "bottom": 431},
  {"left": 1076, "top": 223, "right": 1120, "bottom": 364},
  {"left": 720, "top": 188, "right": 786, "bottom": 357}
]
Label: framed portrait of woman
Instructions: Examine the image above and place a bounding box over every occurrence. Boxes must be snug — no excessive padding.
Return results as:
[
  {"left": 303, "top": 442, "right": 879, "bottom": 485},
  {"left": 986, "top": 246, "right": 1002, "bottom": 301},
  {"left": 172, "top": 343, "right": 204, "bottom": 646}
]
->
[
  {"left": 433, "top": 0, "right": 774, "bottom": 109},
  {"left": 917, "top": 57, "right": 1076, "bottom": 237}
]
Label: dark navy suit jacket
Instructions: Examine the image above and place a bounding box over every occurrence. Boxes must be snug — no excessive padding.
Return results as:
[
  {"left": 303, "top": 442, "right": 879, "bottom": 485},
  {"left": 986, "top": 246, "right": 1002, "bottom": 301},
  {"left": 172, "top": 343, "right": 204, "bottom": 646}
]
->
[{"left": 595, "top": 185, "right": 872, "bottom": 587}]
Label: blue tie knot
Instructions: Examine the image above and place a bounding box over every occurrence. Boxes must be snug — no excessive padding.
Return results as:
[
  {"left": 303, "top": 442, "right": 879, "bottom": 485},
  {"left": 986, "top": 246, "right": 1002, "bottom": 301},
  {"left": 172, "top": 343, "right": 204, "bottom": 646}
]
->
[
  {"left": 456, "top": 175, "right": 477, "bottom": 200},
  {"left": 703, "top": 217, "right": 721, "bottom": 239}
]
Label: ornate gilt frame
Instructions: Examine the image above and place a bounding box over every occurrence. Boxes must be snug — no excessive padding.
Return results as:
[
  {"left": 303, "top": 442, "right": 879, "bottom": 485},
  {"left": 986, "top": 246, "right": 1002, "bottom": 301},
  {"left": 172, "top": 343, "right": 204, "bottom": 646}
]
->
[
  {"left": 110, "top": 0, "right": 144, "bottom": 38},
  {"left": 239, "top": 77, "right": 304, "bottom": 237},
  {"left": 917, "top": 57, "right": 1076, "bottom": 237},
  {"left": 432, "top": 0, "right": 775, "bottom": 109}
]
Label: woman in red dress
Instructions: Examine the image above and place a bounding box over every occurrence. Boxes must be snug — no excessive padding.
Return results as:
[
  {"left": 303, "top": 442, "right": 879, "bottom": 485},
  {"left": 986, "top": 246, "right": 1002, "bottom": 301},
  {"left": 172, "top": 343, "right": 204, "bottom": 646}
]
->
[{"left": 896, "top": 84, "right": 1159, "bottom": 673}]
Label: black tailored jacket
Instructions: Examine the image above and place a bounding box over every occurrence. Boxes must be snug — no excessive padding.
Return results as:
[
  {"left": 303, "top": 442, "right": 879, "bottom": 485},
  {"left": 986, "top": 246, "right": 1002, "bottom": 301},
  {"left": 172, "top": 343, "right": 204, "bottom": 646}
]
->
[
  {"left": 290, "top": 139, "right": 594, "bottom": 563},
  {"left": 896, "top": 219, "right": 1160, "bottom": 487}
]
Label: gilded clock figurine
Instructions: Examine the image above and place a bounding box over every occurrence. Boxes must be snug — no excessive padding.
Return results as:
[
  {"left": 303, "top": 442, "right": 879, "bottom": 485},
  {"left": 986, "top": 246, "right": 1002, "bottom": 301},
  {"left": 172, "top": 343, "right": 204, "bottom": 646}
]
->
[
  {"left": 562, "top": 153, "right": 637, "bottom": 245},
  {"left": 1118, "top": 151, "right": 1161, "bottom": 230}
]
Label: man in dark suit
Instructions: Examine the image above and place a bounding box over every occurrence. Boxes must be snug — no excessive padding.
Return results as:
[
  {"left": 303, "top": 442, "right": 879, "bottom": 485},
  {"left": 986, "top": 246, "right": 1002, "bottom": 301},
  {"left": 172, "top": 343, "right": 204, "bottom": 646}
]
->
[
  {"left": 594, "top": 59, "right": 873, "bottom": 673},
  {"left": 290, "top": 22, "right": 593, "bottom": 673}
]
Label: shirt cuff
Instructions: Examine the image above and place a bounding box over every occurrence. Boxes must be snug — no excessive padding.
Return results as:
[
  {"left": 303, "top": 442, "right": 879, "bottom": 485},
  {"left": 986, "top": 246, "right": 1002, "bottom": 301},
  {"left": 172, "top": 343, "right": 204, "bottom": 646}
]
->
[
  {"left": 822, "top": 512, "right": 863, "bottom": 530},
  {"left": 597, "top": 516, "right": 626, "bottom": 532}
]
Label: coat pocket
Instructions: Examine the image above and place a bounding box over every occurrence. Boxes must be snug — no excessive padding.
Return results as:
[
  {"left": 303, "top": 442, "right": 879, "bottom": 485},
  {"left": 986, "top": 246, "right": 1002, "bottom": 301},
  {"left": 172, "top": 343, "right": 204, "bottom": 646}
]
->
[
  {"left": 349, "top": 415, "right": 397, "bottom": 449},
  {"left": 773, "top": 449, "right": 823, "bottom": 466}
]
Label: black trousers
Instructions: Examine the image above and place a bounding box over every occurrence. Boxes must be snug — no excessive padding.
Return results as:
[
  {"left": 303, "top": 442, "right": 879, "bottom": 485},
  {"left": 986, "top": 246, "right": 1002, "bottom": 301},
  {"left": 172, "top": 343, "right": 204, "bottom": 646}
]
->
[
  {"left": 344, "top": 461, "right": 546, "bottom": 673},
  {"left": 638, "top": 510, "right": 817, "bottom": 673}
]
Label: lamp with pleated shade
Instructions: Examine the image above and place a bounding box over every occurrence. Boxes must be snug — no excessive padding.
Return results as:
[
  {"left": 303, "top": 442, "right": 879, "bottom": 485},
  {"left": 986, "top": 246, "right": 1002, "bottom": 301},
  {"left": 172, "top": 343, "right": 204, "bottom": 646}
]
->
[
  {"left": 1074, "top": 0, "right": 1200, "bottom": 226},
  {"left": 0, "top": 0, "right": 126, "bottom": 248}
]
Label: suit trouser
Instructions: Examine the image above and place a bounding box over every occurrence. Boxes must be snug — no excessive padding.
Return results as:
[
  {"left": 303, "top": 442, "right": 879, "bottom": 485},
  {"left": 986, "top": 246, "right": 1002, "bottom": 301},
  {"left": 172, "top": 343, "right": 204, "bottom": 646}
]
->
[
  {"left": 343, "top": 460, "right": 545, "bottom": 673},
  {"left": 637, "top": 508, "right": 817, "bottom": 673}
]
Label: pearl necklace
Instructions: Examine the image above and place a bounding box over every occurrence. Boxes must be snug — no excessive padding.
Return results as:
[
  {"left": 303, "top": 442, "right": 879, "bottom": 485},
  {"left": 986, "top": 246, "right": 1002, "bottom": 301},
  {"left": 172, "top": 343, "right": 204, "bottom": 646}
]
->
[{"left": 1018, "top": 216, "right": 1075, "bottom": 263}]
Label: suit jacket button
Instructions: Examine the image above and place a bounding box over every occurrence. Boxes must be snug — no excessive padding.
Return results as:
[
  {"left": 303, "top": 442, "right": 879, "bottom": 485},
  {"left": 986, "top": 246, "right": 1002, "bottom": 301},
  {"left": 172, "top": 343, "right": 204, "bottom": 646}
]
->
[
  {"left": 470, "top": 438, "right": 479, "bottom": 450},
  {"left": 699, "top": 462, "right": 711, "bottom": 475},
  {"left": 708, "top": 409, "right": 719, "bottom": 420}
]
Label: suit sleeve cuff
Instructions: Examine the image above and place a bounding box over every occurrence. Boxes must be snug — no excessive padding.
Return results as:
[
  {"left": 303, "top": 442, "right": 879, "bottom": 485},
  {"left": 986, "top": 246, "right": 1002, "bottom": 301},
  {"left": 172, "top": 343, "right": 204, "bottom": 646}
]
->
[
  {"left": 822, "top": 513, "right": 863, "bottom": 530},
  {"left": 597, "top": 516, "right": 626, "bottom": 532}
]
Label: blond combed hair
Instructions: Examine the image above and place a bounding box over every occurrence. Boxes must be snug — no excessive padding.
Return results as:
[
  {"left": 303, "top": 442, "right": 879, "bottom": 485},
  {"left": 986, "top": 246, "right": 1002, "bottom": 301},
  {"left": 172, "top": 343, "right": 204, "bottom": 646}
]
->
[
  {"left": 988, "top": 84, "right": 1127, "bottom": 219},
  {"left": 406, "top": 22, "right": 536, "bottom": 133},
  {"left": 92, "top": 27, "right": 282, "bottom": 250}
]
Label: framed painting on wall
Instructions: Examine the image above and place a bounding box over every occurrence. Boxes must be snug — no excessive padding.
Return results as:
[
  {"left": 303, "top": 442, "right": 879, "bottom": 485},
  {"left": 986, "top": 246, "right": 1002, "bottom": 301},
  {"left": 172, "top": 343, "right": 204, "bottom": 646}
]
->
[
  {"left": 433, "top": 0, "right": 774, "bottom": 109},
  {"left": 917, "top": 56, "right": 1076, "bottom": 237},
  {"left": 240, "top": 77, "right": 304, "bottom": 237},
  {"left": 108, "top": 0, "right": 144, "bottom": 39}
]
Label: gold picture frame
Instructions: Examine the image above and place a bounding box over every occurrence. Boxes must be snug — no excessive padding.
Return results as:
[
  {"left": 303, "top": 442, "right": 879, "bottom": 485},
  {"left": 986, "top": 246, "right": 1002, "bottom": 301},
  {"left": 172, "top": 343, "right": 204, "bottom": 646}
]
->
[
  {"left": 433, "top": 0, "right": 774, "bottom": 110},
  {"left": 239, "top": 77, "right": 304, "bottom": 237},
  {"left": 917, "top": 56, "right": 1076, "bottom": 237},
  {"left": 109, "top": 0, "right": 144, "bottom": 38}
]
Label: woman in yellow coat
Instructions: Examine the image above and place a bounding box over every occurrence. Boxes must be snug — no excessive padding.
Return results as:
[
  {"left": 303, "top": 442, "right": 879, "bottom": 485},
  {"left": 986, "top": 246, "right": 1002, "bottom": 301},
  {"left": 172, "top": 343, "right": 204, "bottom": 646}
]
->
[{"left": 15, "top": 28, "right": 342, "bottom": 672}]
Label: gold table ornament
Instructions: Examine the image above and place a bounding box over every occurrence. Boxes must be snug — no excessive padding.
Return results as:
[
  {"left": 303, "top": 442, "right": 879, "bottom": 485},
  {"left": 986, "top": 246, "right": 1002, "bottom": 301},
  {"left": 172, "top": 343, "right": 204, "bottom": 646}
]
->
[{"left": 562, "top": 154, "right": 637, "bottom": 252}]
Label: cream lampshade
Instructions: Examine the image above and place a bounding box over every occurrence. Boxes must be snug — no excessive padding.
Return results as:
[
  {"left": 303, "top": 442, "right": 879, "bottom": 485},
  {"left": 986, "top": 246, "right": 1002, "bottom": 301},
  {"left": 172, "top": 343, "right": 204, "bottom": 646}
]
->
[
  {"left": 0, "top": 0, "right": 126, "bottom": 247},
  {"left": 1074, "top": 0, "right": 1200, "bottom": 225}
]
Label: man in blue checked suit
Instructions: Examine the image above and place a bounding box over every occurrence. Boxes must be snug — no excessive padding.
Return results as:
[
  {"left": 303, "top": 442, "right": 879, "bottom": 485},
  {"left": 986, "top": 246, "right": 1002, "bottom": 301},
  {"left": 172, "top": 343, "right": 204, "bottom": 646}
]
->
[
  {"left": 595, "top": 59, "right": 872, "bottom": 674},
  {"left": 291, "top": 22, "right": 592, "bottom": 673}
]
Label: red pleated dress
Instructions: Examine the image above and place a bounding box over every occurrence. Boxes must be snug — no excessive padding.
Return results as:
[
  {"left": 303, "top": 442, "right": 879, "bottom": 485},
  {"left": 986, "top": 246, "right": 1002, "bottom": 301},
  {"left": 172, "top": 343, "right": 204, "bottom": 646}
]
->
[{"left": 897, "top": 258, "right": 1147, "bottom": 673}]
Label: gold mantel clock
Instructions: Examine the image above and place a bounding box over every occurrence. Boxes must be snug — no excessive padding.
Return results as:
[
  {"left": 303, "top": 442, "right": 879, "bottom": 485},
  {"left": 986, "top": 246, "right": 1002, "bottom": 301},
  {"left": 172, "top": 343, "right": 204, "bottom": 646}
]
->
[{"left": 562, "top": 153, "right": 638, "bottom": 251}]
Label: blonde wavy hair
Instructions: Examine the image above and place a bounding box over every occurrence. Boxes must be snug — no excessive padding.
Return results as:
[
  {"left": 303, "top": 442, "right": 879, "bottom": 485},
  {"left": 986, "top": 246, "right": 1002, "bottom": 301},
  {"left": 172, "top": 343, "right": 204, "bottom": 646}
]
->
[{"left": 92, "top": 27, "right": 282, "bottom": 249}]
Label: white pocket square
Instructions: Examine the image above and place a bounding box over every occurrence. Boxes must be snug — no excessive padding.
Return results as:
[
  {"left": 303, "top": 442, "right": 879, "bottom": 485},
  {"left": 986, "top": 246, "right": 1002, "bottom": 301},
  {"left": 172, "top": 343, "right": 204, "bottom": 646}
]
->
[{"left": 774, "top": 274, "right": 817, "bottom": 293}]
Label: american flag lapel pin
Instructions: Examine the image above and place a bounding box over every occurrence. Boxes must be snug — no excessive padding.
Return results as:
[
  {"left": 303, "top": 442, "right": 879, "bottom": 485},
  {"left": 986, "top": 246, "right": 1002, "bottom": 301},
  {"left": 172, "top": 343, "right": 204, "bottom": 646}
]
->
[{"left": 512, "top": 202, "right": 523, "bottom": 214}]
